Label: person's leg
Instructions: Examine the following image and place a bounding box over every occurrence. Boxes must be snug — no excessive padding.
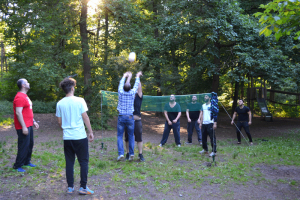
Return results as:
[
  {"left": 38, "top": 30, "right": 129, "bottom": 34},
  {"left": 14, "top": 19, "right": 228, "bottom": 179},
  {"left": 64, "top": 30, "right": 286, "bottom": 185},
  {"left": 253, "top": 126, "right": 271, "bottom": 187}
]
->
[
  {"left": 243, "top": 122, "right": 253, "bottom": 143},
  {"left": 64, "top": 140, "right": 76, "bottom": 188},
  {"left": 117, "top": 115, "right": 125, "bottom": 156},
  {"left": 201, "top": 124, "right": 208, "bottom": 152},
  {"left": 236, "top": 121, "right": 243, "bottom": 143},
  {"left": 24, "top": 126, "right": 34, "bottom": 165},
  {"left": 134, "top": 120, "right": 143, "bottom": 154},
  {"left": 13, "top": 129, "right": 30, "bottom": 169},
  {"left": 187, "top": 122, "right": 193, "bottom": 143},
  {"left": 195, "top": 121, "right": 202, "bottom": 143},
  {"left": 173, "top": 120, "right": 181, "bottom": 145},
  {"left": 124, "top": 126, "right": 129, "bottom": 154},
  {"left": 160, "top": 121, "right": 171, "bottom": 145},
  {"left": 74, "top": 138, "right": 89, "bottom": 189},
  {"left": 207, "top": 123, "right": 217, "bottom": 153},
  {"left": 126, "top": 115, "right": 135, "bottom": 156}
]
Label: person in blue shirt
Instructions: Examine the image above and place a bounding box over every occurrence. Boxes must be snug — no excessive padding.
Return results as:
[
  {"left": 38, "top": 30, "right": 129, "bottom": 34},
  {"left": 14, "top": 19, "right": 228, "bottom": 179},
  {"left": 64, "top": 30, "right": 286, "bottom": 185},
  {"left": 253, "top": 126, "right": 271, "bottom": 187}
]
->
[
  {"left": 56, "top": 77, "right": 94, "bottom": 195},
  {"left": 117, "top": 71, "right": 142, "bottom": 161}
]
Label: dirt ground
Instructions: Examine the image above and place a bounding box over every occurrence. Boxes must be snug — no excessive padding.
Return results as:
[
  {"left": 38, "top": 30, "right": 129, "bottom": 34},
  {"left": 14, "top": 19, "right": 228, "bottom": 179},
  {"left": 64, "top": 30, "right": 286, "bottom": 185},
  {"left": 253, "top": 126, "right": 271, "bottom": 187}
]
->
[{"left": 0, "top": 112, "right": 300, "bottom": 199}]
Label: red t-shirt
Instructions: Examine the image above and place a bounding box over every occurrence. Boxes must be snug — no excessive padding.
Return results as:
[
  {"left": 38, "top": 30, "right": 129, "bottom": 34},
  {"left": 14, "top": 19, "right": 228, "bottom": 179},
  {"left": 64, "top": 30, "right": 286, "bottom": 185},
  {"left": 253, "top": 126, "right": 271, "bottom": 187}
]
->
[{"left": 13, "top": 92, "right": 34, "bottom": 129}]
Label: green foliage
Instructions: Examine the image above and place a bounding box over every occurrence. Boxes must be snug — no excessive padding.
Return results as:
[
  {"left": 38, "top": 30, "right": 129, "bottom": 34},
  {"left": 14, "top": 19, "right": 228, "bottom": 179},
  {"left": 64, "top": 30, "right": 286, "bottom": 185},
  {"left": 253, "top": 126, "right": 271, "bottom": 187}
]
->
[
  {"left": 254, "top": 0, "right": 300, "bottom": 47},
  {"left": 0, "top": 101, "right": 13, "bottom": 114},
  {"left": 32, "top": 101, "right": 57, "bottom": 113},
  {"left": 0, "top": 115, "right": 13, "bottom": 127}
]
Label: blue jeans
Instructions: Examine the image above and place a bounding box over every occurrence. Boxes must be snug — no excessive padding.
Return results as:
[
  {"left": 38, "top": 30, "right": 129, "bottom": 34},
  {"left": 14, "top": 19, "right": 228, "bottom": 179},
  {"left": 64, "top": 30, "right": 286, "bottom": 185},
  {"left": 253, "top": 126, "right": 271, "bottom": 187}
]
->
[
  {"left": 187, "top": 121, "right": 202, "bottom": 143},
  {"left": 160, "top": 120, "right": 181, "bottom": 145},
  {"left": 117, "top": 115, "right": 135, "bottom": 156}
]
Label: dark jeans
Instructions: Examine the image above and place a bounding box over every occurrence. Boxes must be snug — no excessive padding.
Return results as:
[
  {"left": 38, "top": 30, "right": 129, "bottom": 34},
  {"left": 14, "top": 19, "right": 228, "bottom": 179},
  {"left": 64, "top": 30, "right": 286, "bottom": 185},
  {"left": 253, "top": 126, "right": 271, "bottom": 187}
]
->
[
  {"left": 13, "top": 126, "right": 34, "bottom": 169},
  {"left": 202, "top": 123, "right": 217, "bottom": 153},
  {"left": 117, "top": 115, "right": 135, "bottom": 156},
  {"left": 160, "top": 120, "right": 181, "bottom": 145},
  {"left": 236, "top": 121, "right": 253, "bottom": 142},
  {"left": 64, "top": 138, "right": 89, "bottom": 188},
  {"left": 125, "top": 119, "right": 143, "bottom": 142},
  {"left": 187, "top": 121, "right": 202, "bottom": 143}
]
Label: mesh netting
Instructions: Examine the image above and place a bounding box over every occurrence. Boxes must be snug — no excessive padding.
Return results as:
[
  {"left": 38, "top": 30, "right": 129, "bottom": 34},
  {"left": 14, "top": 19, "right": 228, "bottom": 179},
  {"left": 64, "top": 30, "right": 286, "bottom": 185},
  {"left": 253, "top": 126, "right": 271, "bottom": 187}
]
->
[{"left": 101, "top": 90, "right": 212, "bottom": 112}]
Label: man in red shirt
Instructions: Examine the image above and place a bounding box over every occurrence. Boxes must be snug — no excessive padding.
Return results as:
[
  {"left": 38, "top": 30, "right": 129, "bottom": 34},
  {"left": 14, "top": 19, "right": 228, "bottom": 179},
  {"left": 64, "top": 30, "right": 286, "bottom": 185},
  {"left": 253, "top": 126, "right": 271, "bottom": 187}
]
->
[{"left": 13, "top": 78, "right": 39, "bottom": 172}]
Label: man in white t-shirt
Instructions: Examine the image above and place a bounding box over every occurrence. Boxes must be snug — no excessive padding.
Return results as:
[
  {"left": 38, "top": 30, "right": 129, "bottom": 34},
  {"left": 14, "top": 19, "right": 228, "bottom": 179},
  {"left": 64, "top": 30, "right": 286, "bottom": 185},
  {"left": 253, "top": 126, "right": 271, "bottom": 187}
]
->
[
  {"left": 56, "top": 78, "right": 94, "bottom": 195},
  {"left": 199, "top": 94, "right": 217, "bottom": 157}
]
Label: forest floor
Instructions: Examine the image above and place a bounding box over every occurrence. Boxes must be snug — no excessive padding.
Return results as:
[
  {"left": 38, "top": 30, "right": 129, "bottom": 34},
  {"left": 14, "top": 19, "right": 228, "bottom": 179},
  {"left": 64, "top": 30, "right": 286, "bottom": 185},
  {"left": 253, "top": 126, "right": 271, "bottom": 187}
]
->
[{"left": 0, "top": 112, "right": 299, "bottom": 200}]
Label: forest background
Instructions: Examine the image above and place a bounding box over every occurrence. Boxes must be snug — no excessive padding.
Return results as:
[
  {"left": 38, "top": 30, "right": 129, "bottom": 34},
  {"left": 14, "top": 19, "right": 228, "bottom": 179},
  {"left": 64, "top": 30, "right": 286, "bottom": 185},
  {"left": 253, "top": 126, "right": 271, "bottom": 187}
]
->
[{"left": 0, "top": 0, "right": 299, "bottom": 128}]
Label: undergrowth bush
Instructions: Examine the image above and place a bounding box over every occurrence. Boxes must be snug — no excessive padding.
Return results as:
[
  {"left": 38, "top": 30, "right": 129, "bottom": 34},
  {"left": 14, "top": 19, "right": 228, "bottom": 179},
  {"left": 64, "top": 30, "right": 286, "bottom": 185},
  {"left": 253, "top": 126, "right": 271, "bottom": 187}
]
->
[
  {"left": 32, "top": 101, "right": 57, "bottom": 113},
  {"left": 0, "top": 101, "right": 13, "bottom": 114}
]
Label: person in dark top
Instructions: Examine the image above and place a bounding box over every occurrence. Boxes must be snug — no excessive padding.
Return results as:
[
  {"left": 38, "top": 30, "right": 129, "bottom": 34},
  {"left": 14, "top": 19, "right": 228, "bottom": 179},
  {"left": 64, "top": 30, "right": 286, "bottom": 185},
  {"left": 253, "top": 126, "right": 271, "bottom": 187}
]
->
[
  {"left": 159, "top": 95, "right": 181, "bottom": 147},
  {"left": 124, "top": 81, "right": 145, "bottom": 162},
  {"left": 186, "top": 95, "right": 202, "bottom": 145},
  {"left": 231, "top": 99, "right": 253, "bottom": 145}
]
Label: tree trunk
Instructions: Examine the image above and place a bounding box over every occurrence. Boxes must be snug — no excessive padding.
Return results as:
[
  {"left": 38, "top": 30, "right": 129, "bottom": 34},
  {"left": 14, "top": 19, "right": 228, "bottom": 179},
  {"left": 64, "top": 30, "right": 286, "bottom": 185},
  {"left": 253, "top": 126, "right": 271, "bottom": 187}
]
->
[
  {"left": 212, "top": 39, "right": 220, "bottom": 94},
  {"left": 232, "top": 81, "right": 239, "bottom": 115},
  {"left": 104, "top": 6, "right": 109, "bottom": 65},
  {"left": 79, "top": 0, "right": 91, "bottom": 101},
  {"left": 240, "top": 81, "right": 244, "bottom": 99}
]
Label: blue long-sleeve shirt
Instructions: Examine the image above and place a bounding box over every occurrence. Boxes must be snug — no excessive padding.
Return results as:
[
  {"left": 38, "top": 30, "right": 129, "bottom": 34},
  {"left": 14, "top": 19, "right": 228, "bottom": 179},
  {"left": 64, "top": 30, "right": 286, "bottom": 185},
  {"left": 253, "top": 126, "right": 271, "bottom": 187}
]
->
[{"left": 117, "top": 77, "right": 140, "bottom": 115}]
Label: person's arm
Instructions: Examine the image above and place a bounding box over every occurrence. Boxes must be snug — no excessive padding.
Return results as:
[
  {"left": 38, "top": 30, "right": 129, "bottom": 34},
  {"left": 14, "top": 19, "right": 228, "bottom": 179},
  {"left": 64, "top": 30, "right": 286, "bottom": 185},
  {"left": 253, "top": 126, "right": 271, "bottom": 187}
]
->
[
  {"left": 118, "top": 72, "right": 128, "bottom": 93},
  {"left": 33, "top": 118, "right": 39, "bottom": 129},
  {"left": 16, "top": 107, "right": 28, "bottom": 135},
  {"left": 57, "top": 117, "right": 63, "bottom": 130},
  {"left": 199, "top": 110, "right": 203, "bottom": 128},
  {"left": 173, "top": 112, "right": 181, "bottom": 123},
  {"left": 231, "top": 112, "right": 237, "bottom": 125},
  {"left": 186, "top": 109, "right": 191, "bottom": 123},
  {"left": 213, "top": 122, "right": 217, "bottom": 130},
  {"left": 132, "top": 71, "right": 142, "bottom": 94},
  {"left": 126, "top": 72, "right": 132, "bottom": 84},
  {"left": 164, "top": 111, "right": 172, "bottom": 125},
  {"left": 82, "top": 112, "right": 94, "bottom": 142},
  {"left": 248, "top": 110, "right": 252, "bottom": 125},
  {"left": 137, "top": 82, "right": 142, "bottom": 98}
]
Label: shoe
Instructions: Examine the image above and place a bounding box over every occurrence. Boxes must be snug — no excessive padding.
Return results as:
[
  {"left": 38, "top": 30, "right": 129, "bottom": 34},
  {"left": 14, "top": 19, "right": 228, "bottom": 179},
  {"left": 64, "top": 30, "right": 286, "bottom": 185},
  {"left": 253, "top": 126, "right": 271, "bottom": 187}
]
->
[
  {"left": 185, "top": 142, "right": 192, "bottom": 145},
  {"left": 129, "top": 155, "right": 134, "bottom": 161},
  {"left": 199, "top": 149, "right": 208, "bottom": 154},
  {"left": 17, "top": 168, "right": 26, "bottom": 172},
  {"left": 237, "top": 142, "right": 241, "bottom": 144},
  {"left": 78, "top": 186, "right": 94, "bottom": 195},
  {"left": 24, "top": 163, "right": 36, "bottom": 167},
  {"left": 250, "top": 142, "right": 253, "bottom": 145},
  {"left": 117, "top": 155, "right": 124, "bottom": 161},
  {"left": 199, "top": 141, "right": 202, "bottom": 145},
  {"left": 67, "top": 187, "right": 74, "bottom": 194},
  {"left": 139, "top": 154, "right": 145, "bottom": 162},
  {"left": 209, "top": 152, "right": 216, "bottom": 157},
  {"left": 158, "top": 144, "right": 162, "bottom": 147},
  {"left": 125, "top": 153, "right": 129, "bottom": 161},
  {"left": 177, "top": 144, "right": 181, "bottom": 147}
]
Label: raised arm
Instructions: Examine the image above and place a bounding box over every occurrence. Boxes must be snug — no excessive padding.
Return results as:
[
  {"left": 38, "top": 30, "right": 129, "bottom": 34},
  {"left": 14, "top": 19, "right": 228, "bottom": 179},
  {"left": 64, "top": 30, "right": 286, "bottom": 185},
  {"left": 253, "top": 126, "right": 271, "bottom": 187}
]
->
[
  {"left": 118, "top": 72, "right": 128, "bottom": 92},
  {"left": 137, "top": 82, "right": 142, "bottom": 98},
  {"left": 132, "top": 71, "right": 142, "bottom": 94}
]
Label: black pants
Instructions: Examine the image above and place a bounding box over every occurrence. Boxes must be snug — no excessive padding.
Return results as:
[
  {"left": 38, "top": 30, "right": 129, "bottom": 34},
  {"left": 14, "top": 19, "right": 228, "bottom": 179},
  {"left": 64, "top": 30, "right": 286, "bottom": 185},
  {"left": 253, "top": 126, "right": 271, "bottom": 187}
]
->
[
  {"left": 13, "top": 126, "right": 34, "bottom": 169},
  {"left": 236, "top": 121, "right": 253, "bottom": 142},
  {"left": 64, "top": 138, "right": 89, "bottom": 188},
  {"left": 202, "top": 123, "right": 217, "bottom": 153}
]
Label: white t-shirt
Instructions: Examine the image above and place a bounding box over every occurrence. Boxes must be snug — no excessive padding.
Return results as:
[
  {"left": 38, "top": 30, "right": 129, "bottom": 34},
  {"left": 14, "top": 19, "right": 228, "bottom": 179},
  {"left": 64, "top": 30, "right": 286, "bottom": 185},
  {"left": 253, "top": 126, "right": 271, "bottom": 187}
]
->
[
  {"left": 56, "top": 96, "right": 88, "bottom": 140},
  {"left": 202, "top": 103, "right": 214, "bottom": 124}
]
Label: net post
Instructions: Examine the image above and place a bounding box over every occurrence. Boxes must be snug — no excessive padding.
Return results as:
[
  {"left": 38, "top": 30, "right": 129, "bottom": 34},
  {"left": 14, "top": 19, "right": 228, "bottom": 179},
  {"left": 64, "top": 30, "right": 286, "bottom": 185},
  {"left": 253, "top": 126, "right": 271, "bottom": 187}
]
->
[{"left": 101, "top": 91, "right": 104, "bottom": 149}]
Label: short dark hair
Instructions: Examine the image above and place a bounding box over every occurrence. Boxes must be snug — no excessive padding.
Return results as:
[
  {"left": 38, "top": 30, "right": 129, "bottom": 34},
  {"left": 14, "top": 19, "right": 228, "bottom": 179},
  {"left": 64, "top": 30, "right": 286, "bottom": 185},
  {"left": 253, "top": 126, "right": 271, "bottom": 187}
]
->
[
  {"left": 17, "top": 79, "right": 25, "bottom": 90},
  {"left": 239, "top": 99, "right": 244, "bottom": 102},
  {"left": 123, "top": 83, "right": 131, "bottom": 92},
  {"left": 60, "top": 78, "right": 76, "bottom": 94}
]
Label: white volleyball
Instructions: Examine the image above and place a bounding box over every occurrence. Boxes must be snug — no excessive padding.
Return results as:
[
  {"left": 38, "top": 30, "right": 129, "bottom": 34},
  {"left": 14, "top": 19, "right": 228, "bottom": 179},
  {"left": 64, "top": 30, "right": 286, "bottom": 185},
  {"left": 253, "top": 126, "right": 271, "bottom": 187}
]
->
[{"left": 128, "top": 52, "right": 136, "bottom": 62}]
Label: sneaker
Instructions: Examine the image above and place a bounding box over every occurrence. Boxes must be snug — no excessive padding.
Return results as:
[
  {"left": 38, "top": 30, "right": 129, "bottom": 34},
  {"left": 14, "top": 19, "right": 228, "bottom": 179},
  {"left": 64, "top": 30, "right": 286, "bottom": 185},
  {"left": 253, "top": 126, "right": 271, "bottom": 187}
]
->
[
  {"left": 78, "top": 186, "right": 94, "bottom": 195},
  {"left": 125, "top": 153, "right": 129, "bottom": 161},
  {"left": 24, "top": 163, "right": 36, "bottom": 167},
  {"left": 177, "top": 144, "right": 181, "bottom": 147},
  {"left": 199, "top": 149, "right": 208, "bottom": 154},
  {"left": 185, "top": 142, "right": 192, "bottom": 145},
  {"left": 67, "top": 187, "right": 74, "bottom": 194},
  {"left": 17, "top": 168, "right": 26, "bottom": 172},
  {"left": 158, "top": 144, "right": 162, "bottom": 147},
  {"left": 209, "top": 152, "right": 216, "bottom": 157},
  {"left": 129, "top": 155, "right": 134, "bottom": 161},
  {"left": 139, "top": 154, "right": 145, "bottom": 162},
  {"left": 199, "top": 141, "right": 202, "bottom": 145},
  {"left": 117, "top": 155, "right": 124, "bottom": 161}
]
